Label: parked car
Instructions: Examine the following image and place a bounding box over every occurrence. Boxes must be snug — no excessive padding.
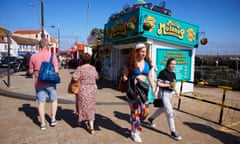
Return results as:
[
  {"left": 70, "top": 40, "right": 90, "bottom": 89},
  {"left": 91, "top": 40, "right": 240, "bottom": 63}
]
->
[{"left": 0, "top": 56, "right": 26, "bottom": 72}]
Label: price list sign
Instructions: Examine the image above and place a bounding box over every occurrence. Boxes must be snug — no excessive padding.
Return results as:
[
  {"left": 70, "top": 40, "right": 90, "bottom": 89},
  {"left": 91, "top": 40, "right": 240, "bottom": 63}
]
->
[{"left": 156, "top": 48, "right": 192, "bottom": 81}]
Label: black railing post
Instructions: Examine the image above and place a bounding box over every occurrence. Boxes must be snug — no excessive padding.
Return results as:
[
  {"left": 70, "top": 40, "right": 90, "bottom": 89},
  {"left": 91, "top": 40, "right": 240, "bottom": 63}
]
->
[
  {"left": 219, "top": 88, "right": 226, "bottom": 125},
  {"left": 7, "top": 32, "right": 11, "bottom": 87},
  {"left": 177, "top": 80, "right": 184, "bottom": 110}
]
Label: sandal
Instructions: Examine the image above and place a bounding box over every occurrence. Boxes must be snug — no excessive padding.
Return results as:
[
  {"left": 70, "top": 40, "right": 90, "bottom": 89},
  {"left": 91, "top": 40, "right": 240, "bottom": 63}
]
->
[{"left": 89, "top": 128, "right": 94, "bottom": 135}]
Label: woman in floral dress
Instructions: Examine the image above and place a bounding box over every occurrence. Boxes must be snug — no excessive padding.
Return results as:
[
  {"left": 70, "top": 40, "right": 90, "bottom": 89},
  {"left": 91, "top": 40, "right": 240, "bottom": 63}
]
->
[{"left": 72, "top": 53, "right": 99, "bottom": 134}]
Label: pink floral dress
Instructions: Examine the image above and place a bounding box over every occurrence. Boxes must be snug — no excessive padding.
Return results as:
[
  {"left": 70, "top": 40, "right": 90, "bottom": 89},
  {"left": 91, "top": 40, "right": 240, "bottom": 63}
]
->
[{"left": 72, "top": 65, "right": 98, "bottom": 122}]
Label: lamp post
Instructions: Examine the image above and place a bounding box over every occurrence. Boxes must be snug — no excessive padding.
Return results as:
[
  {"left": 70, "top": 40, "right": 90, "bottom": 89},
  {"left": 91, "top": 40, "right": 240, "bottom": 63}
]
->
[
  {"left": 41, "top": 0, "right": 45, "bottom": 38},
  {"left": 48, "top": 25, "right": 60, "bottom": 52},
  {"left": 86, "top": 4, "right": 90, "bottom": 52},
  {"left": 7, "top": 32, "right": 11, "bottom": 87},
  {"left": 29, "top": 0, "right": 45, "bottom": 38},
  {"left": 58, "top": 27, "right": 60, "bottom": 51}
]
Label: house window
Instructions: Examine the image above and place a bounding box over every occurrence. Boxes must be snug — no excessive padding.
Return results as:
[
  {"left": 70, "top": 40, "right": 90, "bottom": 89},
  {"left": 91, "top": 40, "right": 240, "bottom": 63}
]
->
[
  {"left": 4, "top": 44, "right": 7, "bottom": 50},
  {"left": 36, "top": 34, "right": 38, "bottom": 38}
]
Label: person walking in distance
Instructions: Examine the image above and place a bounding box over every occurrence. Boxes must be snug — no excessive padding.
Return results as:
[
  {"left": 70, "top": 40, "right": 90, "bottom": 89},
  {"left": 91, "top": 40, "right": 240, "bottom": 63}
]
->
[
  {"left": 122, "top": 43, "right": 155, "bottom": 143},
  {"left": 148, "top": 58, "right": 182, "bottom": 140},
  {"left": 29, "top": 38, "right": 59, "bottom": 130}
]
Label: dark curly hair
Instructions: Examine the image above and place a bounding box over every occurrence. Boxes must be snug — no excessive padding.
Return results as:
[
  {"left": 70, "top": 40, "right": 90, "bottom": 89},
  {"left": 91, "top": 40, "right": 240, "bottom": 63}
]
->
[{"left": 81, "top": 53, "right": 92, "bottom": 64}]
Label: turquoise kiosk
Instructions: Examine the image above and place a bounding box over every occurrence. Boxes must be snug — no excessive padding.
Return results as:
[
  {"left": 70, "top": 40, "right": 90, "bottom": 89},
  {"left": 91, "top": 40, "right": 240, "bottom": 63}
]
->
[{"left": 104, "top": 4, "right": 199, "bottom": 103}]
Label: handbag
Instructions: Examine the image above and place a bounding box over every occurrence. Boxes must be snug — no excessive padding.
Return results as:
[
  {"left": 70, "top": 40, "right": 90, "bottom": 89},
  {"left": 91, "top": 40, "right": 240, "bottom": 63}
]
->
[
  {"left": 38, "top": 54, "right": 61, "bottom": 83},
  {"left": 153, "top": 99, "right": 164, "bottom": 107},
  {"left": 68, "top": 78, "right": 80, "bottom": 94},
  {"left": 118, "top": 76, "right": 127, "bottom": 92}
]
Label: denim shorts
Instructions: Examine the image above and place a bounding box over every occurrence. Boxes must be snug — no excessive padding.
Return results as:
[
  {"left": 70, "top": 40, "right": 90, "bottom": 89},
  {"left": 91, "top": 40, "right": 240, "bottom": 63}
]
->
[{"left": 35, "top": 84, "right": 57, "bottom": 103}]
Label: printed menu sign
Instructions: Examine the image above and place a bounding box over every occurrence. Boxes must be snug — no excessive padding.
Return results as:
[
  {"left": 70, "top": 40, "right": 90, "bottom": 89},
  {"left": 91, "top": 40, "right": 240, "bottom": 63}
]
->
[{"left": 156, "top": 48, "right": 192, "bottom": 81}]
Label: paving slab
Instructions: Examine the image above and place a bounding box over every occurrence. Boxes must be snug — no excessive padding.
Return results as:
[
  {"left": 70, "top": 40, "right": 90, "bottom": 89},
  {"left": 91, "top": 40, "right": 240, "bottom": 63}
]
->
[{"left": 0, "top": 69, "right": 239, "bottom": 144}]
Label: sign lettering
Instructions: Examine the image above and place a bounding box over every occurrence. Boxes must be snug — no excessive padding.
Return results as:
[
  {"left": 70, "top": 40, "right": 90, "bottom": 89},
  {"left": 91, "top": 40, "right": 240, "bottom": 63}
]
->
[{"left": 157, "top": 20, "right": 185, "bottom": 39}]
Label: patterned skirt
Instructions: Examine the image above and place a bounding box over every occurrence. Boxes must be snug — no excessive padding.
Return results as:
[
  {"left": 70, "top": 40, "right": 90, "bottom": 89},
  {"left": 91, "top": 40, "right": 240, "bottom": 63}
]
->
[{"left": 127, "top": 95, "right": 149, "bottom": 133}]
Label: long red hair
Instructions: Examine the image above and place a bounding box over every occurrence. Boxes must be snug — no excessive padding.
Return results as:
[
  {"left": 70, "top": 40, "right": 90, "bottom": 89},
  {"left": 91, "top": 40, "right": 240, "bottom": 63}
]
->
[{"left": 126, "top": 47, "right": 153, "bottom": 72}]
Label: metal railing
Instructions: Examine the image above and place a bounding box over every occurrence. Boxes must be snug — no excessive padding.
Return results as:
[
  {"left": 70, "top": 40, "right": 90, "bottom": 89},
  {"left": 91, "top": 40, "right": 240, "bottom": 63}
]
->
[{"left": 177, "top": 80, "right": 240, "bottom": 125}]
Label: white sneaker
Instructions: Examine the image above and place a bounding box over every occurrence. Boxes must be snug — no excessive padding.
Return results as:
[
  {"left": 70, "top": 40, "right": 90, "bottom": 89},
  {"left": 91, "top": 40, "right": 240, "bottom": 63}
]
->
[
  {"left": 171, "top": 131, "right": 182, "bottom": 140},
  {"left": 148, "top": 118, "right": 156, "bottom": 127},
  {"left": 131, "top": 132, "right": 142, "bottom": 143}
]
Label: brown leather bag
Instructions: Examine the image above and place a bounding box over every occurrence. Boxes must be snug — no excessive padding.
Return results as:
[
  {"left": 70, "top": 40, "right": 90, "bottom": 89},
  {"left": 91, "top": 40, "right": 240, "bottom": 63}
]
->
[
  {"left": 118, "top": 76, "right": 127, "bottom": 92},
  {"left": 68, "top": 78, "right": 80, "bottom": 94}
]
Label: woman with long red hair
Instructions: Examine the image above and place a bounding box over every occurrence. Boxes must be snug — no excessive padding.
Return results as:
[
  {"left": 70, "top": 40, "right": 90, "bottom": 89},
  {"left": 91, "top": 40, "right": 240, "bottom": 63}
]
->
[{"left": 122, "top": 43, "right": 155, "bottom": 143}]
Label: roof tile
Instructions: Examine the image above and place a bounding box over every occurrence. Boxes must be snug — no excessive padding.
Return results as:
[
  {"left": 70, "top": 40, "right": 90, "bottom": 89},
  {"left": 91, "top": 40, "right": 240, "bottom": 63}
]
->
[
  {"left": 13, "top": 30, "right": 41, "bottom": 34},
  {"left": 11, "top": 36, "right": 39, "bottom": 45}
]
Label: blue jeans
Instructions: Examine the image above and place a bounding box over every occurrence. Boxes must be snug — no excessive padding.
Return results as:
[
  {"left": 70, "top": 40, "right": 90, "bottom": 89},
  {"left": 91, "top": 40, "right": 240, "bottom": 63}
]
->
[{"left": 35, "top": 84, "right": 57, "bottom": 103}]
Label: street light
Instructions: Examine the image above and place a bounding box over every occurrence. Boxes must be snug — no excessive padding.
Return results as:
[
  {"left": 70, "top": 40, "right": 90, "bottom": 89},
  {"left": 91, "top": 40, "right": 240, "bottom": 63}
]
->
[
  {"left": 29, "top": 0, "right": 45, "bottom": 38},
  {"left": 41, "top": 0, "right": 44, "bottom": 38},
  {"left": 86, "top": 4, "right": 90, "bottom": 52},
  {"left": 47, "top": 25, "right": 60, "bottom": 52}
]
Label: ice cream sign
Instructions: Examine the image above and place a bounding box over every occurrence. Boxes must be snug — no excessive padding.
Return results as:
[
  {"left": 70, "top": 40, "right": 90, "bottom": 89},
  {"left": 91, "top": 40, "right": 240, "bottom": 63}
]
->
[
  {"left": 140, "top": 7, "right": 199, "bottom": 48},
  {"left": 157, "top": 20, "right": 185, "bottom": 40},
  {"left": 104, "top": 7, "right": 199, "bottom": 48},
  {"left": 156, "top": 20, "right": 197, "bottom": 43}
]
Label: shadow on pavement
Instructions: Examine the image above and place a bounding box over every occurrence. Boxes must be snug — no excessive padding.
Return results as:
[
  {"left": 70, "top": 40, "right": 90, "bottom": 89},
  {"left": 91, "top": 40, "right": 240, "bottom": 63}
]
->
[
  {"left": 177, "top": 109, "right": 240, "bottom": 133},
  {"left": 29, "top": 105, "right": 130, "bottom": 137},
  {"left": 18, "top": 104, "right": 71, "bottom": 127},
  {"left": 113, "top": 111, "right": 170, "bottom": 137},
  {"left": 18, "top": 104, "right": 40, "bottom": 126},
  {"left": 184, "top": 122, "right": 240, "bottom": 144},
  {"left": 96, "top": 78, "right": 117, "bottom": 89},
  {"left": 0, "top": 88, "right": 75, "bottom": 104},
  {"left": 95, "top": 113, "right": 129, "bottom": 138},
  {"left": 56, "top": 107, "right": 130, "bottom": 137},
  {"left": 116, "top": 96, "right": 128, "bottom": 102},
  {"left": 56, "top": 106, "right": 78, "bottom": 128}
]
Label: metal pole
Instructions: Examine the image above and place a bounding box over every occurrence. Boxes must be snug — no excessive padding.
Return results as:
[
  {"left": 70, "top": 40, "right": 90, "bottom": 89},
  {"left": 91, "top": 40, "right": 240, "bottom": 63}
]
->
[
  {"left": 86, "top": 4, "right": 89, "bottom": 51},
  {"left": 41, "top": 0, "right": 45, "bottom": 38},
  {"left": 219, "top": 89, "right": 226, "bottom": 125},
  {"left": 7, "top": 32, "right": 11, "bottom": 87},
  {"left": 58, "top": 27, "right": 60, "bottom": 51},
  {"left": 177, "top": 80, "right": 184, "bottom": 110}
]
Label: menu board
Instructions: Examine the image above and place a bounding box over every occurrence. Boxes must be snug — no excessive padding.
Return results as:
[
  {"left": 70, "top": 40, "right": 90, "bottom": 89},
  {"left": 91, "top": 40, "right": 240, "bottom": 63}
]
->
[{"left": 156, "top": 48, "right": 192, "bottom": 81}]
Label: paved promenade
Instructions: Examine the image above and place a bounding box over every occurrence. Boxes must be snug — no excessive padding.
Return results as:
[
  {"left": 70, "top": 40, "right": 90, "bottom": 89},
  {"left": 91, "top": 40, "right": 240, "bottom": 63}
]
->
[{"left": 0, "top": 69, "right": 239, "bottom": 144}]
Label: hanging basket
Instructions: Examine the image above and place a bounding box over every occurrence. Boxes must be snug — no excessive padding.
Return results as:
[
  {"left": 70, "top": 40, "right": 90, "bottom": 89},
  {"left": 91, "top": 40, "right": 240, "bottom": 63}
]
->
[
  {"left": 125, "top": 22, "right": 135, "bottom": 31},
  {"left": 200, "top": 38, "right": 208, "bottom": 45},
  {"left": 143, "top": 22, "right": 152, "bottom": 31}
]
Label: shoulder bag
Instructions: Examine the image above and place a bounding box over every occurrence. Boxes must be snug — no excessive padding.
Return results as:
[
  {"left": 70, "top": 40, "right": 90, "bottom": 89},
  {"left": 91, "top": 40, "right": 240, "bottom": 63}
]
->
[
  {"left": 38, "top": 54, "right": 61, "bottom": 83},
  {"left": 68, "top": 78, "right": 80, "bottom": 94}
]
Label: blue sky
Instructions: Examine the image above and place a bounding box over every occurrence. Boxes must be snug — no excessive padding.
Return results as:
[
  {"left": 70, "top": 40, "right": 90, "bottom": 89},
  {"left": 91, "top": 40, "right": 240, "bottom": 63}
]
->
[{"left": 1, "top": 0, "right": 240, "bottom": 55}]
